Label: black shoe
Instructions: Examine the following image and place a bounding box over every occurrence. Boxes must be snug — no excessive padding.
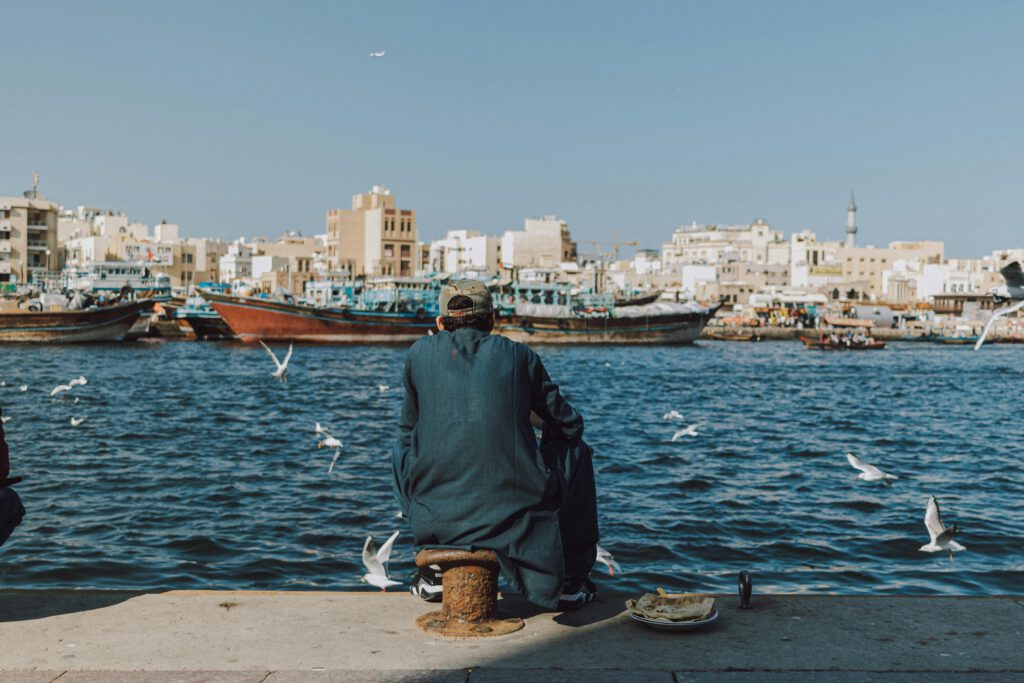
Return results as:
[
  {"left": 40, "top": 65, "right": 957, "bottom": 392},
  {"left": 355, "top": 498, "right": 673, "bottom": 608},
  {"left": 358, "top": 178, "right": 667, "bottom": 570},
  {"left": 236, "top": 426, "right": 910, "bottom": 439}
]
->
[
  {"left": 558, "top": 576, "right": 597, "bottom": 610},
  {"left": 410, "top": 564, "right": 443, "bottom": 602}
]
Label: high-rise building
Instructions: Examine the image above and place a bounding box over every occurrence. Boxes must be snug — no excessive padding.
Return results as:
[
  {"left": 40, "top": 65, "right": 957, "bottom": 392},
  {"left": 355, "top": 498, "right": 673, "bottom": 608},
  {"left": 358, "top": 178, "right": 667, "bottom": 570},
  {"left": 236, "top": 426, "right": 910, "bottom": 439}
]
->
[
  {"left": 326, "top": 186, "right": 417, "bottom": 276},
  {"left": 0, "top": 174, "right": 59, "bottom": 284}
]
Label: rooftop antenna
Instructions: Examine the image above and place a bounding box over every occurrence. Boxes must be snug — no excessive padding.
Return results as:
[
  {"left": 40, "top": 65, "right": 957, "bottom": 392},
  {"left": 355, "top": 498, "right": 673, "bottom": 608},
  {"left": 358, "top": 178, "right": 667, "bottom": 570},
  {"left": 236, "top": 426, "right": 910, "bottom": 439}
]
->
[{"left": 32, "top": 171, "right": 39, "bottom": 193}]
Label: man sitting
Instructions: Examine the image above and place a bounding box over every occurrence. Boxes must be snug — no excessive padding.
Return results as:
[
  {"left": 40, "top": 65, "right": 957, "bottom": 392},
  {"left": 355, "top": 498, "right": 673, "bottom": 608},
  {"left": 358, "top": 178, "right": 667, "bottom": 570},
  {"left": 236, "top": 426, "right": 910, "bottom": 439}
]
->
[
  {"left": 392, "top": 280, "right": 599, "bottom": 610},
  {"left": 0, "top": 405, "right": 25, "bottom": 550}
]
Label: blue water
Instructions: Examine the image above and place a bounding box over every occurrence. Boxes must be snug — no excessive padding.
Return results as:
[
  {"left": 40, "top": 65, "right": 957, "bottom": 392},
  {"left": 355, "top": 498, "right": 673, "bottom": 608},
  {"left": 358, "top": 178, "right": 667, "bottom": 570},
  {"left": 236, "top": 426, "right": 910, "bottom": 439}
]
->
[{"left": 0, "top": 340, "right": 1021, "bottom": 595}]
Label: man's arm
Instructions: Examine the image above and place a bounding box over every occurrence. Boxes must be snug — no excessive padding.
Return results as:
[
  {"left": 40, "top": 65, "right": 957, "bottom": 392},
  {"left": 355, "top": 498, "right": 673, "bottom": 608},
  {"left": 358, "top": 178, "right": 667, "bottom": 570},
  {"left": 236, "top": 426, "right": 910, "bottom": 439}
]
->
[
  {"left": 527, "top": 349, "right": 583, "bottom": 443},
  {"left": 391, "top": 354, "right": 419, "bottom": 516}
]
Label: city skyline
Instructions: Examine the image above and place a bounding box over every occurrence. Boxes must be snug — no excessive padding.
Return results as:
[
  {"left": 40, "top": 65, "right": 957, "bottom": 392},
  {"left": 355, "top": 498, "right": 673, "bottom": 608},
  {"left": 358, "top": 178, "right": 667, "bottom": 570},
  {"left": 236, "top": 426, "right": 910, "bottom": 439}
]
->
[{"left": 3, "top": 1, "right": 1023, "bottom": 257}]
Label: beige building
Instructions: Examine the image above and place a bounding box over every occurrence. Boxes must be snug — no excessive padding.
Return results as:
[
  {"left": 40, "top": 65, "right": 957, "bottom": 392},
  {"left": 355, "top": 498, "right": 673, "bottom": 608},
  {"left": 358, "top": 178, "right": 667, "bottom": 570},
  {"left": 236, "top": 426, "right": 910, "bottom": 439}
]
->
[
  {"left": 662, "top": 219, "right": 788, "bottom": 267},
  {"left": 0, "top": 179, "right": 60, "bottom": 285},
  {"left": 326, "top": 186, "right": 417, "bottom": 276},
  {"left": 500, "top": 215, "right": 577, "bottom": 269}
]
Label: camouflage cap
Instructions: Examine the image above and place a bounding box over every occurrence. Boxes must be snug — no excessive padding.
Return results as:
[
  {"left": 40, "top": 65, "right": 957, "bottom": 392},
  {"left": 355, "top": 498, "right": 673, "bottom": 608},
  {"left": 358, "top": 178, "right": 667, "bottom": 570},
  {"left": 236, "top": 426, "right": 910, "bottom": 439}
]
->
[{"left": 438, "top": 279, "right": 493, "bottom": 317}]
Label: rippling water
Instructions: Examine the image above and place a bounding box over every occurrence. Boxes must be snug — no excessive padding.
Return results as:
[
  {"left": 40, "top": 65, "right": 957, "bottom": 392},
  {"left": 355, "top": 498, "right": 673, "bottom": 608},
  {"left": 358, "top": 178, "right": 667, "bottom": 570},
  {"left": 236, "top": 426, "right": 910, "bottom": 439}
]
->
[{"left": 1, "top": 340, "right": 1021, "bottom": 596}]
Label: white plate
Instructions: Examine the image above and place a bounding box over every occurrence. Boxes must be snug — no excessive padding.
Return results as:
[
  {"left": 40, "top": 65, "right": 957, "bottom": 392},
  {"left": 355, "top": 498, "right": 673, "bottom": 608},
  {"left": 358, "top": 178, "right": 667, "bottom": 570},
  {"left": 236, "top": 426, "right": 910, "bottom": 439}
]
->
[{"left": 627, "top": 608, "right": 719, "bottom": 631}]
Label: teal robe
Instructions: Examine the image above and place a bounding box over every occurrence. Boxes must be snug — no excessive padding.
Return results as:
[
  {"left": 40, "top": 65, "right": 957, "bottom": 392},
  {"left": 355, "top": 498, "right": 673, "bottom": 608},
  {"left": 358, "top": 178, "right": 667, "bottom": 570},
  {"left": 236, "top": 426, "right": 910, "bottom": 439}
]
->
[{"left": 392, "top": 327, "right": 586, "bottom": 608}]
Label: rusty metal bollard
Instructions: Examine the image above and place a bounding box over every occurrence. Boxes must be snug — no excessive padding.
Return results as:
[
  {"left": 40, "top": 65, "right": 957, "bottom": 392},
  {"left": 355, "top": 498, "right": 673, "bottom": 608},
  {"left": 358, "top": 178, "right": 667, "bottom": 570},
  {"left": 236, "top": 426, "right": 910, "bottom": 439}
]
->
[{"left": 414, "top": 548, "right": 525, "bottom": 637}]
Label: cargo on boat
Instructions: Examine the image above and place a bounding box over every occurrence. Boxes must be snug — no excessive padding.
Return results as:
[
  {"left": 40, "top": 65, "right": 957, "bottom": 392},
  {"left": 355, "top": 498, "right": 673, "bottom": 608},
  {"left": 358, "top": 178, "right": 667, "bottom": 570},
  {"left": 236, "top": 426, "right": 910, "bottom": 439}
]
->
[{"left": 0, "top": 299, "right": 154, "bottom": 343}]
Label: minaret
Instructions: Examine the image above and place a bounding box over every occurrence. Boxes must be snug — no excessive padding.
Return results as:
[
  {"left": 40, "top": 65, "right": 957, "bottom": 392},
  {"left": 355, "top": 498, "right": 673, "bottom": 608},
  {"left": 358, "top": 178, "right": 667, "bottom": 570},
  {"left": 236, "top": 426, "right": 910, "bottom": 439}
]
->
[{"left": 845, "top": 190, "right": 857, "bottom": 248}]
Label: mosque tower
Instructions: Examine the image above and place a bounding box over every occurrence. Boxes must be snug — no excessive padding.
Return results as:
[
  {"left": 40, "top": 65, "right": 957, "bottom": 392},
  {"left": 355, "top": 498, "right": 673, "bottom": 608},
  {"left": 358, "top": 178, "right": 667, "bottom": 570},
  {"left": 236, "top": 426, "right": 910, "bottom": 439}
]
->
[{"left": 846, "top": 190, "right": 857, "bottom": 248}]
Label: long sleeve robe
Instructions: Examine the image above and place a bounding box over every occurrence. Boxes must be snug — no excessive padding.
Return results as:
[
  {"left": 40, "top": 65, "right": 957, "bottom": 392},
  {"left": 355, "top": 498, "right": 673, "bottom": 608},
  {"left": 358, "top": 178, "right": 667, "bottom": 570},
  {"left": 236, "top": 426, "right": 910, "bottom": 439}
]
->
[{"left": 392, "top": 327, "right": 584, "bottom": 608}]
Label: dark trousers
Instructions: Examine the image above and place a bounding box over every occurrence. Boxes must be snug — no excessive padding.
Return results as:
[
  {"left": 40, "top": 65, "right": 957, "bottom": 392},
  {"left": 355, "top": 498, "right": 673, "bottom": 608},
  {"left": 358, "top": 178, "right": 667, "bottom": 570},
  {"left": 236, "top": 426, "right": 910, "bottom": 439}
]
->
[
  {"left": 0, "top": 487, "right": 24, "bottom": 548},
  {"left": 541, "top": 430, "right": 600, "bottom": 579}
]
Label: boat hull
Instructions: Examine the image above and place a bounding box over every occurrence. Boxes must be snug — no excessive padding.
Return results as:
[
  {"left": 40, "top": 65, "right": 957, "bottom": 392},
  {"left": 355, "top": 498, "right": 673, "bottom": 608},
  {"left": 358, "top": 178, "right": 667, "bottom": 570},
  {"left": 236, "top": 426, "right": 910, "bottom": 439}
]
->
[
  {"left": 495, "top": 310, "right": 715, "bottom": 345},
  {"left": 204, "top": 292, "right": 435, "bottom": 343},
  {"left": 179, "top": 314, "right": 237, "bottom": 341},
  {"left": 800, "top": 336, "right": 886, "bottom": 350},
  {"left": 0, "top": 301, "right": 153, "bottom": 343}
]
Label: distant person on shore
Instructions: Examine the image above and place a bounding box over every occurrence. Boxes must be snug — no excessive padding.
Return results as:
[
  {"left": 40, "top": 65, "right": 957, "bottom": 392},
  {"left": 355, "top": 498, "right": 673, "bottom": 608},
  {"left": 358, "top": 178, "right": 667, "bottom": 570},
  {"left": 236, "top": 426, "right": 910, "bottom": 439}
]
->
[
  {"left": 0, "top": 405, "right": 26, "bottom": 549},
  {"left": 392, "top": 279, "right": 599, "bottom": 610}
]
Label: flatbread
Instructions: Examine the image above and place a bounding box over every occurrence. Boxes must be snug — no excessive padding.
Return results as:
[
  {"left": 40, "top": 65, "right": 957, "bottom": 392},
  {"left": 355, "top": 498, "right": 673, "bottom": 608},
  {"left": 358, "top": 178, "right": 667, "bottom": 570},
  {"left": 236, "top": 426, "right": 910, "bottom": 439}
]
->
[{"left": 626, "top": 593, "right": 715, "bottom": 622}]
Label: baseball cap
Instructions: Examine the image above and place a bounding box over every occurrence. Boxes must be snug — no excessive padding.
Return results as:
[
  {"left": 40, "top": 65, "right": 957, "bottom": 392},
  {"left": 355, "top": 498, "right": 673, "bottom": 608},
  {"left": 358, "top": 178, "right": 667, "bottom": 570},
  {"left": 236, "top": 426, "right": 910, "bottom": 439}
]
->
[{"left": 438, "top": 279, "right": 493, "bottom": 317}]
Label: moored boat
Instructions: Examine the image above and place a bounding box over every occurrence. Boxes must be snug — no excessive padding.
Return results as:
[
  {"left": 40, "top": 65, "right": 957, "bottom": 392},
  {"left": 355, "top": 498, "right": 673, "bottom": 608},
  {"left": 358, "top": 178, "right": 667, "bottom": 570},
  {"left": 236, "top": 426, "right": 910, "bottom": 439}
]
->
[
  {"left": 800, "top": 317, "right": 885, "bottom": 350},
  {"left": 0, "top": 299, "right": 154, "bottom": 343},
  {"left": 175, "top": 295, "right": 236, "bottom": 340},
  {"left": 202, "top": 290, "right": 435, "bottom": 343}
]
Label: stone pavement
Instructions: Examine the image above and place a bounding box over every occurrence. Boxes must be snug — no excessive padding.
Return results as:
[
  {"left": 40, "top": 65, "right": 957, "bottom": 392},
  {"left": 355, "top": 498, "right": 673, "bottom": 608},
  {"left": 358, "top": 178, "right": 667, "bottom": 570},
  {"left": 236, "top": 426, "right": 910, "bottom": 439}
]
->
[{"left": 1, "top": 590, "right": 1021, "bottom": 681}]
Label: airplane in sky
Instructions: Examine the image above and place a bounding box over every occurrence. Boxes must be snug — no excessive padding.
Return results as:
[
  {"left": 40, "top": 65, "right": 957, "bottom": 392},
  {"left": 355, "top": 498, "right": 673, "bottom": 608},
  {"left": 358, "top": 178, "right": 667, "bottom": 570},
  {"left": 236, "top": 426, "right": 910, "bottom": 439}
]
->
[{"left": 369, "top": 51, "right": 386, "bottom": 58}]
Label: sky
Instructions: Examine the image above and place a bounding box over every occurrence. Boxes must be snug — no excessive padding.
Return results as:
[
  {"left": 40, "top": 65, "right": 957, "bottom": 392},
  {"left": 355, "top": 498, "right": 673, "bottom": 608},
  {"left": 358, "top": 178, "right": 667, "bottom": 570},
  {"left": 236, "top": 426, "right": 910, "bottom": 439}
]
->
[{"left": 1, "top": 0, "right": 1022, "bottom": 258}]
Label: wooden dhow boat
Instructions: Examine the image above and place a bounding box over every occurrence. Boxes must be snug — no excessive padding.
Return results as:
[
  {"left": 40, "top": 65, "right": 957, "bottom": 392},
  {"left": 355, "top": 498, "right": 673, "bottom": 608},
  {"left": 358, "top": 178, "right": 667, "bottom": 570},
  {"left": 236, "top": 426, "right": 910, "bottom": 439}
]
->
[{"left": 0, "top": 299, "right": 155, "bottom": 343}]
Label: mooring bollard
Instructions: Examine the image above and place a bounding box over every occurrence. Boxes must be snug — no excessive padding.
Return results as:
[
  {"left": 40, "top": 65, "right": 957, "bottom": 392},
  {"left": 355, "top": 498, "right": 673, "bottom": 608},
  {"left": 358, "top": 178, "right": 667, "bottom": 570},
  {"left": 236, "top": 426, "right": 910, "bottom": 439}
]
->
[{"left": 414, "top": 548, "right": 525, "bottom": 637}]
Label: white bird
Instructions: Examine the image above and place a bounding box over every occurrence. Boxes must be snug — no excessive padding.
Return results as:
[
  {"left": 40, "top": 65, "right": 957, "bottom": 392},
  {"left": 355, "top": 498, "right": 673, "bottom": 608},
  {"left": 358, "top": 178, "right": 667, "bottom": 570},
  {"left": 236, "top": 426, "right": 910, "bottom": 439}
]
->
[
  {"left": 662, "top": 409, "right": 684, "bottom": 421},
  {"left": 258, "top": 341, "right": 293, "bottom": 382},
  {"left": 315, "top": 423, "right": 343, "bottom": 450},
  {"left": 18, "top": 385, "right": 27, "bottom": 392},
  {"left": 976, "top": 261, "right": 1024, "bottom": 350},
  {"left": 369, "top": 50, "right": 386, "bottom": 58},
  {"left": 595, "top": 544, "right": 622, "bottom": 577},
  {"left": 427, "top": 329, "right": 434, "bottom": 336},
  {"left": 50, "top": 383, "right": 73, "bottom": 397},
  {"left": 1, "top": 416, "right": 10, "bottom": 424},
  {"left": 377, "top": 384, "right": 390, "bottom": 393},
  {"left": 70, "top": 417, "right": 85, "bottom": 427},
  {"left": 846, "top": 453, "right": 898, "bottom": 483},
  {"left": 69, "top": 376, "right": 87, "bottom": 388},
  {"left": 671, "top": 424, "right": 699, "bottom": 441},
  {"left": 361, "top": 531, "right": 401, "bottom": 590},
  {"left": 315, "top": 422, "right": 329, "bottom": 435},
  {"left": 919, "top": 496, "right": 966, "bottom": 561}
]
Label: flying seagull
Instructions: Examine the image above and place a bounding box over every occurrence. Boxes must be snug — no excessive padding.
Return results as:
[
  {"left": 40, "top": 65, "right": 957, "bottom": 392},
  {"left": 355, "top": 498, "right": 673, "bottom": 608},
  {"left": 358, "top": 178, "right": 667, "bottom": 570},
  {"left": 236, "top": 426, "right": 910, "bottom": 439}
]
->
[
  {"left": 595, "top": 544, "right": 622, "bottom": 577},
  {"left": 361, "top": 530, "right": 401, "bottom": 590},
  {"left": 1, "top": 416, "right": 10, "bottom": 424},
  {"left": 50, "top": 382, "right": 74, "bottom": 397},
  {"left": 846, "top": 453, "right": 898, "bottom": 483},
  {"left": 671, "top": 424, "right": 699, "bottom": 441},
  {"left": 976, "top": 261, "right": 1024, "bottom": 350},
  {"left": 18, "top": 385, "right": 27, "bottom": 392},
  {"left": 919, "top": 496, "right": 965, "bottom": 561},
  {"left": 369, "top": 50, "right": 386, "bottom": 58},
  {"left": 258, "top": 340, "right": 293, "bottom": 382},
  {"left": 70, "top": 417, "right": 85, "bottom": 427},
  {"left": 662, "top": 409, "right": 684, "bottom": 421},
  {"left": 315, "top": 422, "right": 342, "bottom": 450},
  {"left": 377, "top": 384, "right": 390, "bottom": 393}
]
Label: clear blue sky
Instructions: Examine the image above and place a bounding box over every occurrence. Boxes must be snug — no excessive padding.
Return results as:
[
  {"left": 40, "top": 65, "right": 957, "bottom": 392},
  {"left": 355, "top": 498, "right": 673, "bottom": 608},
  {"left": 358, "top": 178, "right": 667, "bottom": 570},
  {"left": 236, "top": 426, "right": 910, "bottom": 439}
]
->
[{"left": 2, "top": 1, "right": 1022, "bottom": 257}]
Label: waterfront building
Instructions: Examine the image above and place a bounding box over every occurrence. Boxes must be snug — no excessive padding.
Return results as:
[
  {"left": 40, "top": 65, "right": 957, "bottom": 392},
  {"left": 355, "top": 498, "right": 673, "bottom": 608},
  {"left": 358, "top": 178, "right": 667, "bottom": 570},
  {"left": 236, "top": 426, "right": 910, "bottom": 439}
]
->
[
  {"left": 0, "top": 175, "right": 60, "bottom": 285},
  {"left": 428, "top": 230, "right": 501, "bottom": 274},
  {"left": 218, "top": 241, "right": 253, "bottom": 282},
  {"left": 326, "top": 185, "right": 417, "bottom": 277},
  {"left": 500, "top": 215, "right": 577, "bottom": 269},
  {"left": 661, "top": 219, "right": 788, "bottom": 267}
]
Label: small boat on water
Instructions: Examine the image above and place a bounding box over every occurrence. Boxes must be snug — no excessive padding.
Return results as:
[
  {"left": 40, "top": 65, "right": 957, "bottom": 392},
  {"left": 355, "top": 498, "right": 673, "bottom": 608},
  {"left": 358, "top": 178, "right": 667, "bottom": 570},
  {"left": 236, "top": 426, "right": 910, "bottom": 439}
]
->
[
  {"left": 0, "top": 299, "right": 154, "bottom": 343},
  {"left": 935, "top": 325, "right": 980, "bottom": 345},
  {"left": 706, "top": 331, "right": 763, "bottom": 342},
  {"left": 175, "top": 295, "right": 236, "bottom": 340},
  {"left": 800, "top": 317, "right": 886, "bottom": 351}
]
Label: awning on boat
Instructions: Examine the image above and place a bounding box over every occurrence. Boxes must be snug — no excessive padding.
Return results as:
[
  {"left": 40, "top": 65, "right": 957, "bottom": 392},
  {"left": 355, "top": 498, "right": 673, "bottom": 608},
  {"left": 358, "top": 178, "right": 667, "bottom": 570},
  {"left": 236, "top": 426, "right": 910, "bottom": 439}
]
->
[{"left": 824, "top": 317, "right": 874, "bottom": 328}]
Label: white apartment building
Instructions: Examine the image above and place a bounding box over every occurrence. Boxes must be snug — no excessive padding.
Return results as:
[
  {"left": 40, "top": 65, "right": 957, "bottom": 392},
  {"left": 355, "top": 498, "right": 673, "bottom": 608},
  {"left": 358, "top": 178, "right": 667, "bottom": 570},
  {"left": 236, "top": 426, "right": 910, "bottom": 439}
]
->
[
  {"left": 219, "top": 241, "right": 253, "bottom": 282},
  {"left": 500, "top": 215, "right": 577, "bottom": 269},
  {"left": 661, "top": 219, "right": 788, "bottom": 267},
  {"left": 428, "top": 230, "right": 501, "bottom": 274}
]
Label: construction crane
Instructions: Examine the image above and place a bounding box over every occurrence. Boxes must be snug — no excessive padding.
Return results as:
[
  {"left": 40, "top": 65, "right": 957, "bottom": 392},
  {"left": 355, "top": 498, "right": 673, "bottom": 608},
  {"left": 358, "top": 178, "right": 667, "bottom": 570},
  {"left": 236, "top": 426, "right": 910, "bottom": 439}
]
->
[{"left": 590, "top": 239, "right": 640, "bottom": 262}]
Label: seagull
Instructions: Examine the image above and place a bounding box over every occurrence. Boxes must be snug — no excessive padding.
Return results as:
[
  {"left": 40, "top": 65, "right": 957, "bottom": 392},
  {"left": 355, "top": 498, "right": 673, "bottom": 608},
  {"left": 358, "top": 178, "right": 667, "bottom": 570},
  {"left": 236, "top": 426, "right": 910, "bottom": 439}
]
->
[
  {"left": 315, "top": 423, "right": 343, "bottom": 450},
  {"left": 258, "top": 341, "right": 293, "bottom": 382},
  {"left": 69, "top": 376, "right": 87, "bottom": 388},
  {"left": 18, "top": 385, "right": 27, "bottom": 392},
  {"left": 377, "top": 384, "right": 389, "bottom": 393},
  {"left": 50, "top": 382, "right": 74, "bottom": 397},
  {"left": 846, "top": 453, "right": 898, "bottom": 483},
  {"left": 595, "top": 544, "right": 622, "bottom": 577},
  {"left": 361, "top": 531, "right": 401, "bottom": 590},
  {"left": 671, "top": 424, "right": 699, "bottom": 441},
  {"left": 662, "top": 409, "right": 684, "bottom": 421},
  {"left": 1, "top": 416, "right": 10, "bottom": 424},
  {"left": 369, "top": 50, "right": 386, "bottom": 58},
  {"left": 976, "top": 261, "right": 1024, "bottom": 350},
  {"left": 70, "top": 417, "right": 85, "bottom": 427},
  {"left": 919, "top": 496, "right": 966, "bottom": 561}
]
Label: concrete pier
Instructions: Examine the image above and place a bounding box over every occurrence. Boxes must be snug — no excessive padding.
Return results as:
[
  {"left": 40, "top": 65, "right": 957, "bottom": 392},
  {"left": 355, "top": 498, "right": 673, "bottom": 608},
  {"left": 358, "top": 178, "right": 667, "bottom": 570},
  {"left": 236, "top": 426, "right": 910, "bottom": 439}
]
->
[{"left": 1, "top": 590, "right": 1021, "bottom": 681}]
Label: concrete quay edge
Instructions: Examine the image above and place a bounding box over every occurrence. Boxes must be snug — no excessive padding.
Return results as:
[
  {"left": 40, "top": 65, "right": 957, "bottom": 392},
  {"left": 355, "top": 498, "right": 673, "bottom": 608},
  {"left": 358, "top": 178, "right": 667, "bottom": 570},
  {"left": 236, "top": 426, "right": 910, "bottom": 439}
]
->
[{"left": 1, "top": 590, "right": 1022, "bottom": 681}]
